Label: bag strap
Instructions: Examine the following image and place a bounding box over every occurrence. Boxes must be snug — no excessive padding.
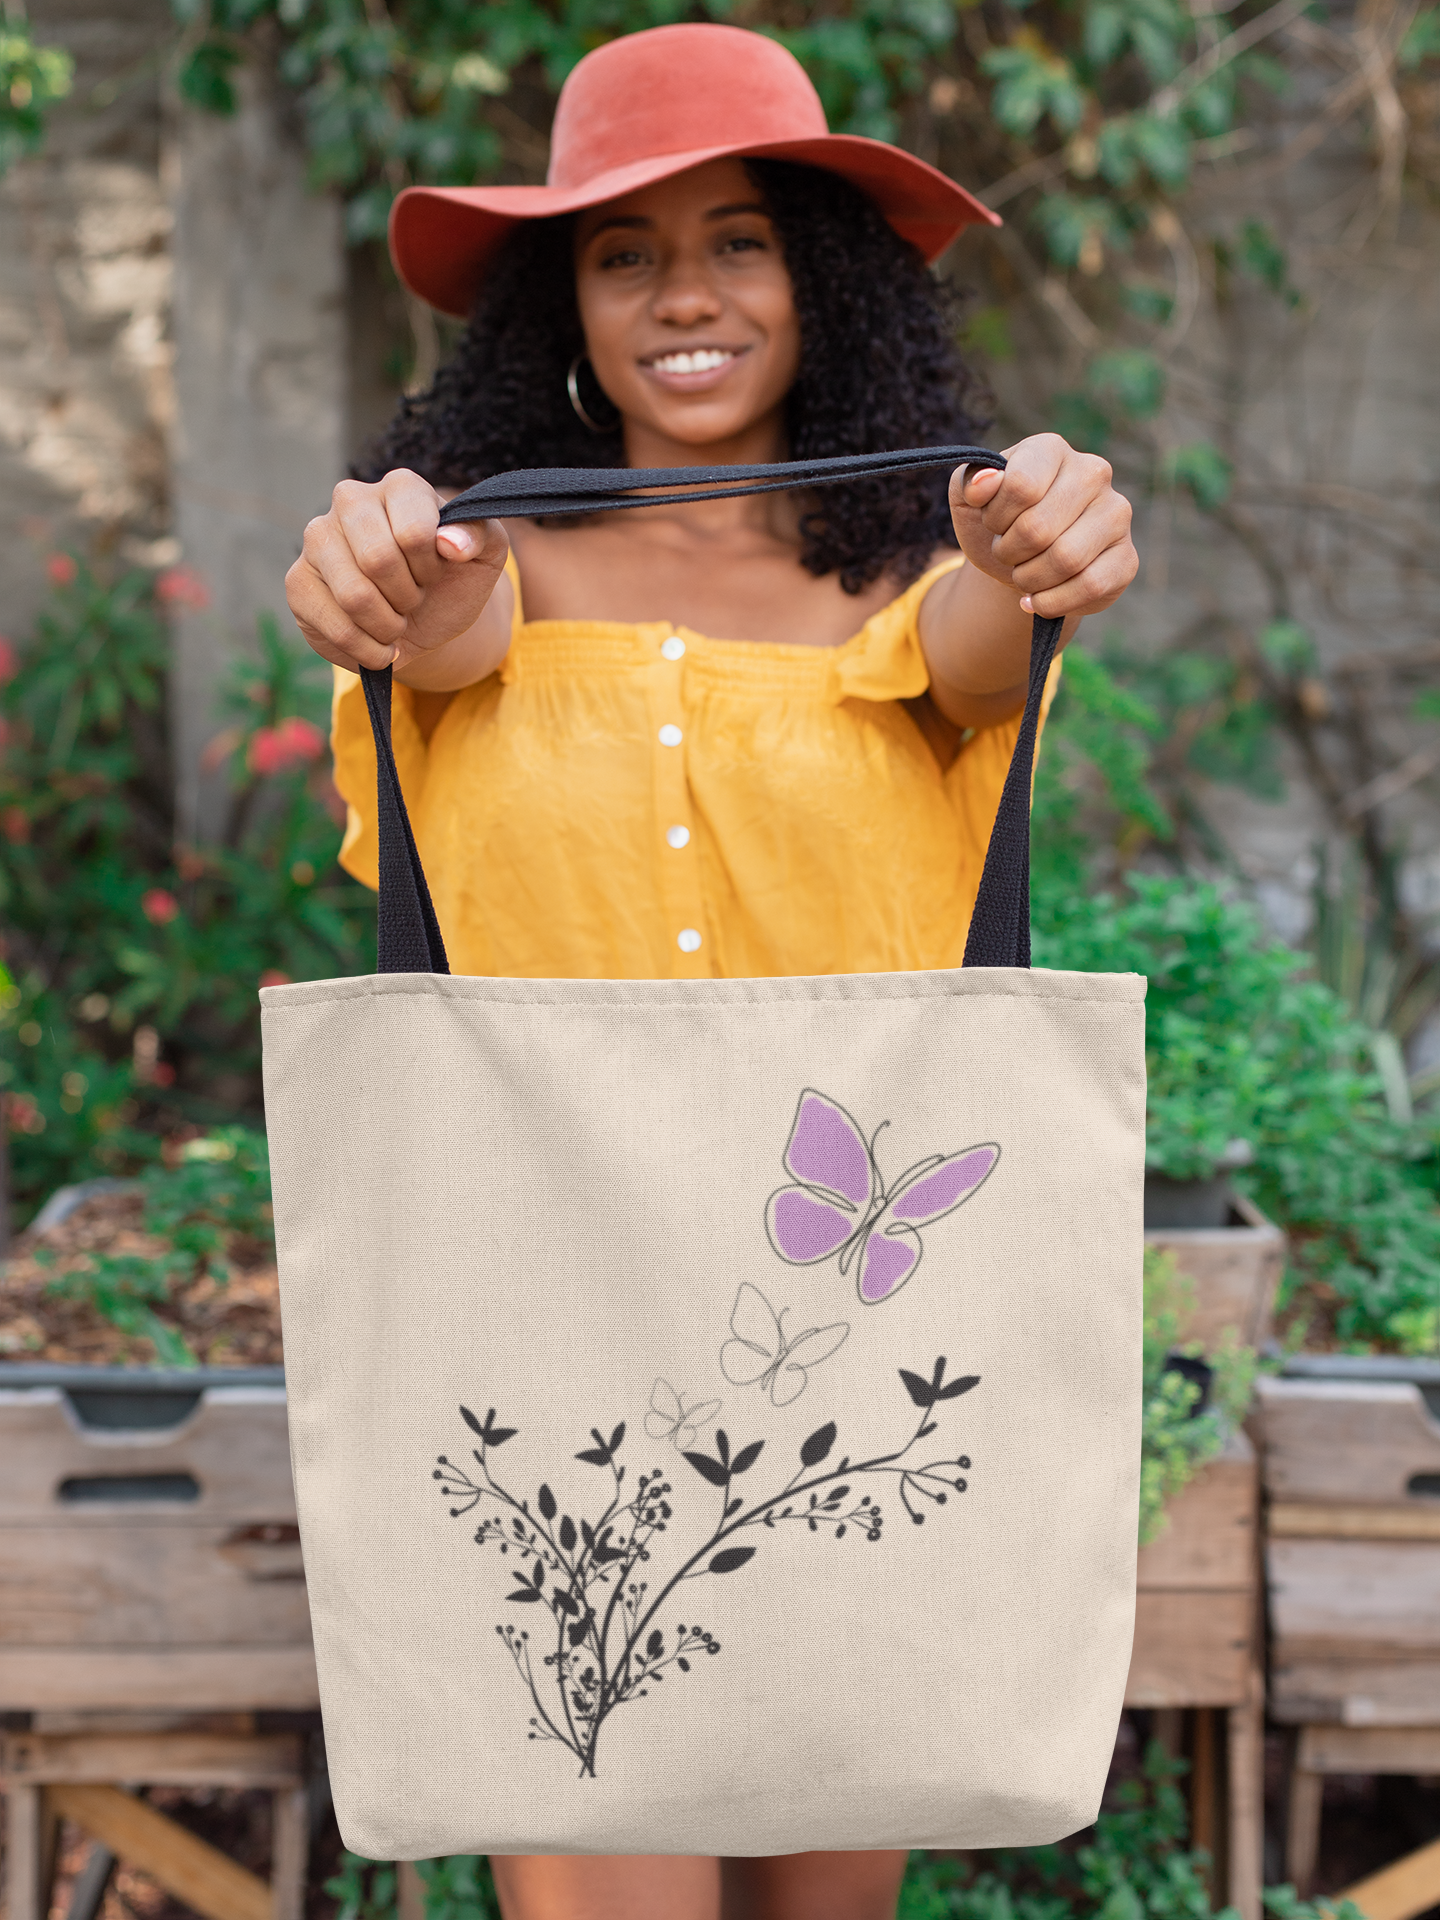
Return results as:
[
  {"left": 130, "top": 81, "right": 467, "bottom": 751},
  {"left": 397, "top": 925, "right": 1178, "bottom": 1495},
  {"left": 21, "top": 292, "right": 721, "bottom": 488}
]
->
[{"left": 358, "top": 445, "right": 1058, "bottom": 975}]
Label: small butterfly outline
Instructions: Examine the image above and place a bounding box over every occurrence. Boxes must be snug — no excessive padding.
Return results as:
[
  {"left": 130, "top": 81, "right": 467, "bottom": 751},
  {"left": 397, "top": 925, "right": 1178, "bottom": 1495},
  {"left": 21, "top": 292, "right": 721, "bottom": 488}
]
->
[
  {"left": 644, "top": 1379, "right": 722, "bottom": 1452},
  {"left": 719, "top": 1282, "right": 849, "bottom": 1407},
  {"left": 765, "top": 1088, "right": 1000, "bottom": 1305}
]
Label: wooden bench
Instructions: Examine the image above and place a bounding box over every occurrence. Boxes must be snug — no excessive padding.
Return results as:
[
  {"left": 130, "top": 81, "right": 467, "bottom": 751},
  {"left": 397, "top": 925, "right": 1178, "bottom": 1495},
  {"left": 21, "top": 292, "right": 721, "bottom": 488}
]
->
[
  {"left": 1257, "top": 1374, "right": 1440, "bottom": 1918},
  {"left": 1125, "top": 1429, "right": 1263, "bottom": 1920},
  {"left": 0, "top": 1377, "right": 319, "bottom": 1920}
]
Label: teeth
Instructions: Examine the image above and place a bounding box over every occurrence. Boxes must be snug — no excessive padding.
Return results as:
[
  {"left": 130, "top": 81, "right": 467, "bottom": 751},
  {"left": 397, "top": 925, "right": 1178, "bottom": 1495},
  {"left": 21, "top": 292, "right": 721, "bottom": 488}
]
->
[{"left": 652, "top": 349, "right": 734, "bottom": 374}]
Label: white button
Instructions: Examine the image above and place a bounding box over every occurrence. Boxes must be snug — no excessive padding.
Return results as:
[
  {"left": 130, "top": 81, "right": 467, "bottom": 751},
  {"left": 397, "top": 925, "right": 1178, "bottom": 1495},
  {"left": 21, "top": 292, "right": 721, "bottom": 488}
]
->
[
  {"left": 657, "top": 723, "right": 683, "bottom": 747},
  {"left": 666, "top": 824, "right": 691, "bottom": 849},
  {"left": 677, "top": 928, "right": 702, "bottom": 953},
  {"left": 661, "top": 636, "right": 686, "bottom": 661}
]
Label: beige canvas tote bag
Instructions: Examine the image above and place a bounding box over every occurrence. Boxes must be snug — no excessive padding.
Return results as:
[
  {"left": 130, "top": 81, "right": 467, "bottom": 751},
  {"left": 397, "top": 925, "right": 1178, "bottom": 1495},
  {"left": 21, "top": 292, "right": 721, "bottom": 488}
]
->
[{"left": 261, "top": 448, "right": 1145, "bottom": 1861}]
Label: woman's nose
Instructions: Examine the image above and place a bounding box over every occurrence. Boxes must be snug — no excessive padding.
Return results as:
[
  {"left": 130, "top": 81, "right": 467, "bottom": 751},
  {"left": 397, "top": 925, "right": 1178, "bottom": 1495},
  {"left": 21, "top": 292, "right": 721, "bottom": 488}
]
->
[{"left": 651, "top": 263, "right": 723, "bottom": 327}]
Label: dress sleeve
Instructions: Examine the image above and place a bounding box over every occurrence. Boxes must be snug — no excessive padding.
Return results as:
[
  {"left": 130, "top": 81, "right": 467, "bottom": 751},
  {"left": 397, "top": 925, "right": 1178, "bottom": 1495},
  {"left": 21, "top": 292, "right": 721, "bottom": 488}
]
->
[
  {"left": 828, "top": 551, "right": 1064, "bottom": 903},
  {"left": 331, "top": 550, "right": 523, "bottom": 891}
]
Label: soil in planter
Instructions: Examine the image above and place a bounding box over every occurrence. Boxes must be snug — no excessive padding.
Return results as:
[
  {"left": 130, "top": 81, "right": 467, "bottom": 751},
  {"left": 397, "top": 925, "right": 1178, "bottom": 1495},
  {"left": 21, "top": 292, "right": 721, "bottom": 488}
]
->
[{"left": 0, "top": 1189, "right": 283, "bottom": 1367}]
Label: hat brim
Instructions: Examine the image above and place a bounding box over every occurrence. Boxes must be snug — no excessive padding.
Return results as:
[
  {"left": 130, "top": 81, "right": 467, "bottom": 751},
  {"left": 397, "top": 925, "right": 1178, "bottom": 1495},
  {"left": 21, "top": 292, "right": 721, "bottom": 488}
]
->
[{"left": 390, "top": 135, "right": 1001, "bottom": 319}]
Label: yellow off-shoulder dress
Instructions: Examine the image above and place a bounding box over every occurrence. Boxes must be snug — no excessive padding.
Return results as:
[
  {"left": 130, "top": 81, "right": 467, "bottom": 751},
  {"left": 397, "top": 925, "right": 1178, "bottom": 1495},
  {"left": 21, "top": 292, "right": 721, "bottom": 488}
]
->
[{"left": 331, "top": 553, "right": 1059, "bottom": 981}]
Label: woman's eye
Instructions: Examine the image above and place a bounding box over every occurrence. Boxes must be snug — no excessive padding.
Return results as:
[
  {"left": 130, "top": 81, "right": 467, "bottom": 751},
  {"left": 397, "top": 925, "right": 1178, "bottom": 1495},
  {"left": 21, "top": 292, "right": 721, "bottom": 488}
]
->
[
  {"left": 600, "top": 247, "right": 647, "bottom": 270},
  {"left": 719, "top": 234, "right": 765, "bottom": 254}
]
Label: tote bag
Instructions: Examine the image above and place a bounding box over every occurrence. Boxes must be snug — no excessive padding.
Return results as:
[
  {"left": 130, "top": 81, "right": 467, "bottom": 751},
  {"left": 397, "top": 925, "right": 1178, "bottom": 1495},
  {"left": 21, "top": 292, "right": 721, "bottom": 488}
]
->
[{"left": 261, "top": 446, "right": 1145, "bottom": 1861}]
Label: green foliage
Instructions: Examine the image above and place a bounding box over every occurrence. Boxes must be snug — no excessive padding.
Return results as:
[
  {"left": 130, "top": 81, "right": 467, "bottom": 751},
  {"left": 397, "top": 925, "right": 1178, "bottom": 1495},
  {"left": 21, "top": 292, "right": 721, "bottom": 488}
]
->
[
  {"left": 0, "top": 18, "right": 73, "bottom": 176},
  {"left": 1165, "top": 443, "right": 1233, "bottom": 511},
  {"left": 0, "top": 561, "right": 374, "bottom": 1224},
  {"left": 324, "top": 1855, "right": 501, "bottom": 1920},
  {"left": 1035, "top": 875, "right": 1440, "bottom": 1352},
  {"left": 1140, "top": 1249, "right": 1256, "bottom": 1545},
  {"left": 36, "top": 1125, "right": 272, "bottom": 1364},
  {"left": 1400, "top": 7, "right": 1440, "bottom": 66}
]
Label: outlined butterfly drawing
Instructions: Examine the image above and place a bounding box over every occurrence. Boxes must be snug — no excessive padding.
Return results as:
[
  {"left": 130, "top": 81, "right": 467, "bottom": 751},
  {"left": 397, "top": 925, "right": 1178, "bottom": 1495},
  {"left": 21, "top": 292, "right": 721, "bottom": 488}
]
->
[
  {"left": 765, "top": 1088, "right": 1000, "bottom": 1305},
  {"left": 643, "top": 1379, "right": 722, "bottom": 1452},
  {"left": 719, "top": 1283, "right": 849, "bottom": 1407}
]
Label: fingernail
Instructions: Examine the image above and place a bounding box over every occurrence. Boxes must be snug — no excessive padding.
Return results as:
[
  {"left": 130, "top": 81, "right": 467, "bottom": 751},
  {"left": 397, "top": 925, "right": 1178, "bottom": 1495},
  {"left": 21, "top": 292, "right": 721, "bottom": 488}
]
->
[
  {"left": 1020, "top": 595, "right": 1034, "bottom": 613},
  {"left": 438, "top": 527, "right": 473, "bottom": 557}
]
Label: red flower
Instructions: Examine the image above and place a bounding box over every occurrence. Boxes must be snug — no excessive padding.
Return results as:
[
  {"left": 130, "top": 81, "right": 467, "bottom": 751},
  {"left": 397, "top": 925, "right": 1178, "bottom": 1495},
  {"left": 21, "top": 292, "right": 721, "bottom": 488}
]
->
[
  {"left": 4, "top": 1092, "right": 44, "bottom": 1136},
  {"left": 247, "top": 716, "right": 326, "bottom": 775},
  {"left": 142, "top": 888, "right": 180, "bottom": 925},
  {"left": 0, "top": 638, "right": 18, "bottom": 684},
  {"left": 45, "top": 554, "right": 77, "bottom": 588},
  {"left": 151, "top": 1062, "right": 177, "bottom": 1088},
  {"left": 154, "top": 565, "right": 211, "bottom": 612},
  {"left": 258, "top": 969, "right": 292, "bottom": 989},
  {"left": 2, "top": 807, "right": 31, "bottom": 845}
]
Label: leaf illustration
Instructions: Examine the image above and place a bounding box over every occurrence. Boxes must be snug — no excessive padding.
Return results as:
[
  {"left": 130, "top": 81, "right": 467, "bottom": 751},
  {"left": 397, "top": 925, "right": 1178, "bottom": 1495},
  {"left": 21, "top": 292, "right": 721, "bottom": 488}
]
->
[
  {"left": 678, "top": 1657, "right": 691, "bottom": 1672},
  {"left": 507, "top": 1587, "right": 542, "bottom": 1603},
  {"left": 460, "top": 1406, "right": 486, "bottom": 1436},
  {"left": 919, "top": 1421, "right": 938, "bottom": 1438},
  {"left": 580, "top": 1520, "right": 595, "bottom": 1551},
  {"left": 568, "top": 1616, "right": 590, "bottom": 1648},
  {"left": 932, "top": 1357, "right": 948, "bottom": 1389},
  {"left": 538, "top": 1484, "right": 557, "bottom": 1521},
  {"left": 646, "top": 1629, "right": 663, "bottom": 1660},
  {"left": 683, "top": 1450, "right": 731, "bottom": 1489},
  {"left": 899, "top": 1368, "right": 936, "bottom": 1408},
  {"left": 800, "top": 1421, "right": 837, "bottom": 1467},
  {"left": 730, "top": 1439, "right": 764, "bottom": 1476},
  {"left": 486, "top": 1426, "right": 518, "bottom": 1447},
  {"left": 552, "top": 1589, "right": 579, "bottom": 1616},
  {"left": 714, "top": 1429, "right": 730, "bottom": 1467},
  {"left": 609, "top": 1423, "right": 626, "bottom": 1454},
  {"left": 559, "top": 1516, "right": 577, "bottom": 1552},
  {"left": 725, "top": 1497, "right": 743, "bottom": 1517},
  {"left": 531, "top": 1561, "right": 545, "bottom": 1589},
  {"left": 575, "top": 1447, "right": 610, "bottom": 1467},
  {"left": 592, "top": 1528, "right": 624, "bottom": 1565},
  {"left": 709, "top": 1546, "right": 757, "bottom": 1575},
  {"left": 937, "top": 1374, "right": 981, "bottom": 1400}
]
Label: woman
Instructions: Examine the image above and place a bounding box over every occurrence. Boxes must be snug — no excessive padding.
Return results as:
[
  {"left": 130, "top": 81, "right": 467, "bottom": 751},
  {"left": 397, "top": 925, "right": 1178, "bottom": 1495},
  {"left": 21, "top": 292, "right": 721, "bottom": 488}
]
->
[{"left": 286, "top": 22, "right": 1136, "bottom": 1918}]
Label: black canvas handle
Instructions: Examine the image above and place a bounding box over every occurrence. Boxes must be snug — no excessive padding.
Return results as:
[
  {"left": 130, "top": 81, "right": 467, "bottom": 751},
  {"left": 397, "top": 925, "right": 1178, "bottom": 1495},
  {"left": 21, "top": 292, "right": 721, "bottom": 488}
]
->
[{"left": 359, "top": 445, "right": 1057, "bottom": 974}]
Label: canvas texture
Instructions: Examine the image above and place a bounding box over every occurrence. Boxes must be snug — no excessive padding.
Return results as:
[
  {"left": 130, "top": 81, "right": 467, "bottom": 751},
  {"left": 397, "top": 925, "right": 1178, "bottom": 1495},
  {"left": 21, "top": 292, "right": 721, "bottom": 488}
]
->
[{"left": 261, "top": 962, "right": 1145, "bottom": 1858}]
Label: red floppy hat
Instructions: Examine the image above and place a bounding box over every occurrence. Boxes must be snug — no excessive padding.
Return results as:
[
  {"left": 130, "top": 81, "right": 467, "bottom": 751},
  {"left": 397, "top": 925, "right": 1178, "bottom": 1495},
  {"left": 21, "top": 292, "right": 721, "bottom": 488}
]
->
[{"left": 389, "top": 23, "right": 1000, "bottom": 319}]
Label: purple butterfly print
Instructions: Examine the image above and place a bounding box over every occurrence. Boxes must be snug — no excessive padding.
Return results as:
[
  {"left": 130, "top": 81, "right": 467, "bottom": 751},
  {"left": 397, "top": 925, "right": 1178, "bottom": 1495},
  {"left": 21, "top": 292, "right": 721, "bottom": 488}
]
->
[{"left": 764, "top": 1089, "right": 1000, "bottom": 1305}]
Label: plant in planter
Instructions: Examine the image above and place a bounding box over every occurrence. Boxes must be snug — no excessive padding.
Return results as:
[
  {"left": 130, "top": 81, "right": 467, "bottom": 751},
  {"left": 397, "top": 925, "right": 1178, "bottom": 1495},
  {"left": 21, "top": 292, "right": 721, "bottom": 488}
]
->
[
  {"left": 1036, "top": 875, "right": 1440, "bottom": 1354},
  {"left": 1140, "top": 1249, "right": 1256, "bottom": 1546}
]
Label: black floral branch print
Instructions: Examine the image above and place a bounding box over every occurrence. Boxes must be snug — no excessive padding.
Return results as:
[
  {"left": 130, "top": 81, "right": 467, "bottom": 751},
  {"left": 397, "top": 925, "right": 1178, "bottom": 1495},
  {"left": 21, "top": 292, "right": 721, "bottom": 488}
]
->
[{"left": 431, "top": 1358, "right": 979, "bottom": 1776}]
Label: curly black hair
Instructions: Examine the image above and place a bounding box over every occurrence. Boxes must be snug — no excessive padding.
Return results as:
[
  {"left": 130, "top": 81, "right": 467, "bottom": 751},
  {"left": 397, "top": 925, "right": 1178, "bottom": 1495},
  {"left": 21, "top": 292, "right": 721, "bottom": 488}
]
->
[{"left": 356, "top": 160, "right": 992, "bottom": 593}]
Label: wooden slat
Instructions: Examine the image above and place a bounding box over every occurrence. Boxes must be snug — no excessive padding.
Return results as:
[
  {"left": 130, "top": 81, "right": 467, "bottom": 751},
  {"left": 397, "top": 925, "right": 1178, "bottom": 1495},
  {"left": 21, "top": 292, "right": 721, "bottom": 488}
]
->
[
  {"left": 1270, "top": 1504, "right": 1440, "bottom": 1541},
  {"left": 1270, "top": 1657, "right": 1440, "bottom": 1726},
  {"left": 1297, "top": 1724, "right": 1440, "bottom": 1774},
  {"left": 1137, "top": 1432, "right": 1257, "bottom": 1590},
  {"left": 1338, "top": 1836, "right": 1440, "bottom": 1920},
  {"left": 46, "top": 1784, "right": 270, "bottom": 1920},
  {"left": 0, "top": 1730, "right": 304, "bottom": 1787},
  {"left": 0, "top": 1389, "right": 296, "bottom": 1524},
  {"left": 0, "top": 1646, "right": 319, "bottom": 1712},
  {"left": 1227, "top": 1674, "right": 1265, "bottom": 1920},
  {"left": 1144, "top": 1202, "right": 1285, "bottom": 1351},
  {"left": 1125, "top": 1589, "right": 1253, "bottom": 1706},
  {"left": 1255, "top": 1380, "right": 1440, "bottom": 1506},
  {"left": 1268, "top": 1539, "right": 1440, "bottom": 1656},
  {"left": 0, "top": 1527, "right": 312, "bottom": 1647}
]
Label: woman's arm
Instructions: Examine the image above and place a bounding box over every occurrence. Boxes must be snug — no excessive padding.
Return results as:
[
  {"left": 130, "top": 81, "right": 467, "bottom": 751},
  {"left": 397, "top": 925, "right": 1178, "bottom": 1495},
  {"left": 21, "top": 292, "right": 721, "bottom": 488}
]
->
[
  {"left": 285, "top": 468, "right": 512, "bottom": 690},
  {"left": 917, "top": 435, "right": 1138, "bottom": 729}
]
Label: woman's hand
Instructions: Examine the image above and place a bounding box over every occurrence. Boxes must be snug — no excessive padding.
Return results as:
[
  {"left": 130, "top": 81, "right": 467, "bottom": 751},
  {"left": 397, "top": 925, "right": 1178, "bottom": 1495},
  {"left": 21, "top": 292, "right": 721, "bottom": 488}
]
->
[
  {"left": 285, "top": 469, "right": 510, "bottom": 678},
  {"left": 949, "top": 434, "right": 1137, "bottom": 621}
]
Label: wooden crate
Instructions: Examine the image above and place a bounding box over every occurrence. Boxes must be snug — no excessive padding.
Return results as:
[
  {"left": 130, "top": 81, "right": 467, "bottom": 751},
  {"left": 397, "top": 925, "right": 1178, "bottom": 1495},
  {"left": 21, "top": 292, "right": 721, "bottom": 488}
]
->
[
  {"left": 1125, "top": 1430, "right": 1263, "bottom": 1920},
  {"left": 1127, "top": 1427, "right": 1258, "bottom": 1707},
  {"left": 1145, "top": 1196, "right": 1286, "bottom": 1353},
  {"left": 1257, "top": 1377, "right": 1440, "bottom": 1725},
  {"left": 0, "top": 1384, "right": 318, "bottom": 1712}
]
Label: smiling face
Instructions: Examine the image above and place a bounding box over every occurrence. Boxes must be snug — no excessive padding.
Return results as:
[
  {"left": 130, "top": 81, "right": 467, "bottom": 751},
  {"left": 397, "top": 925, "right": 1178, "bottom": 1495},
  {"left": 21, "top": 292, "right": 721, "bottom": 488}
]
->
[{"left": 573, "top": 158, "right": 802, "bottom": 463}]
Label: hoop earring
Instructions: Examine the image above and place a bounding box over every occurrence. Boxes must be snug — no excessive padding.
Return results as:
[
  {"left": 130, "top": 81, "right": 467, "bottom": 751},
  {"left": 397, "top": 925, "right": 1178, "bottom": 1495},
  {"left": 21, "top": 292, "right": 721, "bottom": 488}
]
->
[{"left": 567, "top": 354, "right": 619, "bottom": 435}]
